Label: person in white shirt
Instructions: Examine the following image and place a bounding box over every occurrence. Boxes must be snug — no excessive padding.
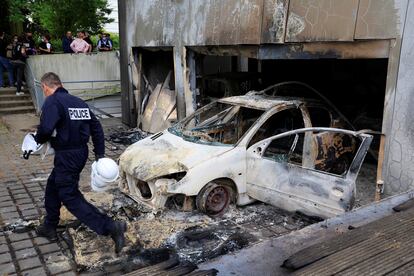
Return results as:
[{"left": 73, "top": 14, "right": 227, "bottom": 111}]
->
[{"left": 70, "top": 31, "right": 90, "bottom": 54}]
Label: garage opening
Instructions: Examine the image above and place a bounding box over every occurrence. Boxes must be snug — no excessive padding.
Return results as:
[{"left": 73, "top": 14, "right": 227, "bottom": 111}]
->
[
  {"left": 133, "top": 47, "right": 177, "bottom": 132},
  {"left": 260, "top": 59, "right": 387, "bottom": 133},
  {"left": 189, "top": 47, "right": 388, "bottom": 206}
]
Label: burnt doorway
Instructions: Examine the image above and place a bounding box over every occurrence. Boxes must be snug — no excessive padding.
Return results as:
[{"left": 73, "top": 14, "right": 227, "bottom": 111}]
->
[{"left": 133, "top": 47, "right": 176, "bottom": 132}]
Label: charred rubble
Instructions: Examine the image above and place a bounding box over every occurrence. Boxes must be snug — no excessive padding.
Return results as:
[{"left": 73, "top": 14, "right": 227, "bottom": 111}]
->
[{"left": 0, "top": 187, "right": 315, "bottom": 273}]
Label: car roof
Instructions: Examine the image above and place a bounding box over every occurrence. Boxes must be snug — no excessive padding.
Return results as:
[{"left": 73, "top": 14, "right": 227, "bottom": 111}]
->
[{"left": 218, "top": 93, "right": 322, "bottom": 111}]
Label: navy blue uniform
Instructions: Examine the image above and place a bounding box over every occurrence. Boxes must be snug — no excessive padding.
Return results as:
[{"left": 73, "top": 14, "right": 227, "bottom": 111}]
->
[{"left": 35, "top": 87, "right": 114, "bottom": 235}]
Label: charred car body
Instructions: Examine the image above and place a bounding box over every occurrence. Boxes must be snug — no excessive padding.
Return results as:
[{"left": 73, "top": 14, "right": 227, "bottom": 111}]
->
[{"left": 119, "top": 84, "right": 372, "bottom": 219}]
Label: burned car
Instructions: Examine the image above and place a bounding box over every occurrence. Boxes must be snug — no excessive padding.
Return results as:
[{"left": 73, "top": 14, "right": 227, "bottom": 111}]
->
[{"left": 119, "top": 84, "right": 372, "bottom": 219}]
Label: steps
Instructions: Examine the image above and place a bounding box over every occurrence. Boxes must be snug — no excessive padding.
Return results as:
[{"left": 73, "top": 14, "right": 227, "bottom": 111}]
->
[{"left": 0, "top": 88, "right": 35, "bottom": 114}]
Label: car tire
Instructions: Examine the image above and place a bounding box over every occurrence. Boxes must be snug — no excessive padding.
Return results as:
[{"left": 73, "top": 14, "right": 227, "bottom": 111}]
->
[{"left": 196, "top": 182, "right": 232, "bottom": 217}]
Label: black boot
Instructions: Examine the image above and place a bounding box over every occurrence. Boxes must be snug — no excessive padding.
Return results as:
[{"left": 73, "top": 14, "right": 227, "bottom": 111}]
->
[
  {"left": 111, "top": 221, "right": 127, "bottom": 254},
  {"left": 35, "top": 223, "right": 57, "bottom": 242}
]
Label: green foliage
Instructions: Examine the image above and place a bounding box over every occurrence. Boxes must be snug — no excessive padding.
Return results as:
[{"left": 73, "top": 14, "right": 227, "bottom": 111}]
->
[
  {"left": 7, "top": 0, "right": 113, "bottom": 38},
  {"left": 50, "top": 38, "right": 63, "bottom": 52},
  {"left": 6, "top": 0, "right": 31, "bottom": 24}
]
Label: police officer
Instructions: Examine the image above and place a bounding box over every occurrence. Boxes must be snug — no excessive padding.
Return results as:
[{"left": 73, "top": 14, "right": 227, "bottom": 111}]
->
[
  {"left": 97, "top": 33, "right": 113, "bottom": 52},
  {"left": 34, "top": 72, "right": 126, "bottom": 253}
]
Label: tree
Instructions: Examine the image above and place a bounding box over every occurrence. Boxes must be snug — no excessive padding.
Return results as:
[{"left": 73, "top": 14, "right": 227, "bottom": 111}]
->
[{"left": 7, "top": 0, "right": 113, "bottom": 37}]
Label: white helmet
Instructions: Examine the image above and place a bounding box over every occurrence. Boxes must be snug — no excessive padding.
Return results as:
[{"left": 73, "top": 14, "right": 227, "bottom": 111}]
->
[
  {"left": 21, "top": 132, "right": 55, "bottom": 159},
  {"left": 91, "top": 158, "right": 119, "bottom": 192}
]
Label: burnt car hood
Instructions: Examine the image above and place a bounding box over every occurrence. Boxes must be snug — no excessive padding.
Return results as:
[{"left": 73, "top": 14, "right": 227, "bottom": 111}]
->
[{"left": 119, "top": 130, "right": 232, "bottom": 181}]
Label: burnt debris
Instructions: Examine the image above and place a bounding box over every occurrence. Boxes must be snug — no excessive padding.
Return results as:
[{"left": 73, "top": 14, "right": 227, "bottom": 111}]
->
[{"left": 108, "top": 129, "right": 149, "bottom": 145}]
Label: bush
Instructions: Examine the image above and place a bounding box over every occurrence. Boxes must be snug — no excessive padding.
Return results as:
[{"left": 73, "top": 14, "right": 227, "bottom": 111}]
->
[{"left": 50, "top": 38, "right": 63, "bottom": 52}]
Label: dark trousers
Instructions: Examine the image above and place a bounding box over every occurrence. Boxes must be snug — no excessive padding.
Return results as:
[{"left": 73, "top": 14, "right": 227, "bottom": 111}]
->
[
  {"left": 12, "top": 61, "right": 24, "bottom": 92},
  {"left": 44, "top": 147, "right": 114, "bottom": 235},
  {"left": 0, "top": 56, "right": 14, "bottom": 87}
]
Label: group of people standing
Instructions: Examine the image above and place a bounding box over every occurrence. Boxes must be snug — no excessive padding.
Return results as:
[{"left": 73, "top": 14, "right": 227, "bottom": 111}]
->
[
  {"left": 62, "top": 31, "right": 113, "bottom": 54},
  {"left": 0, "top": 30, "right": 114, "bottom": 93},
  {"left": 0, "top": 31, "right": 31, "bottom": 95}
]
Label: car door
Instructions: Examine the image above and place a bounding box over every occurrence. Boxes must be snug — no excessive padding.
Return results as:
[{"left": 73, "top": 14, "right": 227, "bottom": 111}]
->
[{"left": 246, "top": 128, "right": 372, "bottom": 219}]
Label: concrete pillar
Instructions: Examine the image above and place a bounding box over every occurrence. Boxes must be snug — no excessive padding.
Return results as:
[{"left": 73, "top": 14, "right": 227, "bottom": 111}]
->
[
  {"left": 384, "top": 0, "right": 414, "bottom": 195},
  {"left": 118, "top": 0, "right": 135, "bottom": 126},
  {"left": 173, "top": 47, "right": 187, "bottom": 120}
]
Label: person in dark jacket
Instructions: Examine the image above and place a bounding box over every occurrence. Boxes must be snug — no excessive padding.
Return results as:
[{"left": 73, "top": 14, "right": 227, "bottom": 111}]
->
[
  {"left": 62, "top": 31, "right": 74, "bottom": 53},
  {"left": 23, "top": 32, "right": 36, "bottom": 55},
  {"left": 10, "top": 36, "right": 27, "bottom": 95},
  {"left": 97, "top": 33, "right": 113, "bottom": 51},
  {"left": 38, "top": 34, "right": 53, "bottom": 54},
  {"left": 83, "top": 32, "right": 93, "bottom": 53},
  {"left": 0, "top": 31, "right": 15, "bottom": 88},
  {"left": 34, "top": 72, "right": 127, "bottom": 253}
]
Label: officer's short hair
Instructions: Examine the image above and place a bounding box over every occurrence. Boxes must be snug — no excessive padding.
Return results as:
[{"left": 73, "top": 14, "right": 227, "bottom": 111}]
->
[{"left": 41, "top": 72, "right": 62, "bottom": 87}]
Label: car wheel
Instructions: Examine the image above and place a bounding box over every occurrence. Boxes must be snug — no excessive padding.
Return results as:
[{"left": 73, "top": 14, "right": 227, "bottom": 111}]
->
[{"left": 196, "top": 182, "right": 231, "bottom": 217}]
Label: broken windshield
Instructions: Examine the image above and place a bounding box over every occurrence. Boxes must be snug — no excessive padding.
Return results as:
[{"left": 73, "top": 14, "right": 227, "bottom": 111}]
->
[{"left": 169, "top": 102, "right": 264, "bottom": 145}]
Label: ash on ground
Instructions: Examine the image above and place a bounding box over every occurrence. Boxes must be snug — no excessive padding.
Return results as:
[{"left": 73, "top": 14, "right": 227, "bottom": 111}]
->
[{"left": 58, "top": 189, "right": 315, "bottom": 272}]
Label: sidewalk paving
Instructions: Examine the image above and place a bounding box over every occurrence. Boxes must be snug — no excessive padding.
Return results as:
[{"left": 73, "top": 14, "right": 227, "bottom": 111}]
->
[{"left": 0, "top": 114, "right": 127, "bottom": 276}]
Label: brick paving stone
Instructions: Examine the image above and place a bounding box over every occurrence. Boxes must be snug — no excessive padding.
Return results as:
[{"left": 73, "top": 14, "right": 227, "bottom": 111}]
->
[
  {"left": 15, "top": 248, "right": 37, "bottom": 260},
  {"left": 0, "top": 200, "right": 15, "bottom": 208},
  {"left": 20, "top": 267, "right": 47, "bottom": 276},
  {"left": 17, "top": 203, "right": 36, "bottom": 211},
  {"left": 2, "top": 212, "right": 20, "bottom": 220},
  {"left": 0, "top": 244, "right": 9, "bottom": 254},
  {"left": 0, "top": 195, "right": 12, "bottom": 202},
  {"left": 8, "top": 185, "right": 25, "bottom": 190},
  {"left": 16, "top": 198, "right": 33, "bottom": 205},
  {"left": 24, "top": 182, "right": 44, "bottom": 188},
  {"left": 33, "top": 237, "right": 50, "bottom": 246},
  {"left": 30, "top": 191, "right": 45, "bottom": 197},
  {"left": 1, "top": 206, "right": 18, "bottom": 213},
  {"left": 18, "top": 256, "right": 42, "bottom": 271},
  {"left": 0, "top": 252, "right": 12, "bottom": 264},
  {"left": 8, "top": 232, "right": 30, "bottom": 242},
  {"left": 39, "top": 243, "right": 60, "bottom": 254},
  {"left": 13, "top": 193, "right": 30, "bottom": 200},
  {"left": 0, "top": 262, "right": 16, "bottom": 274},
  {"left": 11, "top": 188, "right": 27, "bottom": 195},
  {"left": 11, "top": 239, "right": 33, "bottom": 251},
  {"left": 21, "top": 209, "right": 39, "bottom": 218},
  {"left": 0, "top": 191, "right": 9, "bottom": 197},
  {"left": 27, "top": 187, "right": 43, "bottom": 192},
  {"left": 47, "top": 261, "right": 73, "bottom": 274}
]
